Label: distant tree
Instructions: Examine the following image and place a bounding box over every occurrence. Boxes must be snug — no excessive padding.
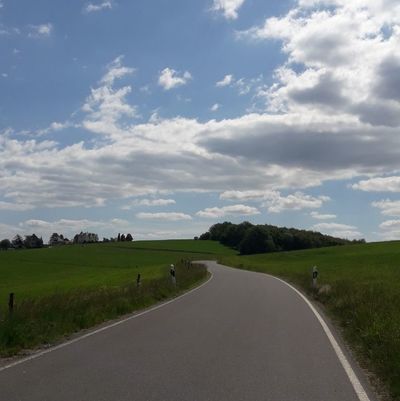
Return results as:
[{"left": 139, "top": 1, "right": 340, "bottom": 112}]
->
[
  {"left": 239, "top": 226, "right": 268, "bottom": 255},
  {"left": 199, "top": 232, "right": 210, "bottom": 240},
  {"left": 117, "top": 233, "right": 121, "bottom": 242},
  {"left": 194, "top": 236, "right": 199, "bottom": 240},
  {"left": 0, "top": 238, "right": 11, "bottom": 250},
  {"left": 120, "top": 234, "right": 126, "bottom": 241},
  {"left": 24, "top": 234, "right": 43, "bottom": 249},
  {"left": 12, "top": 234, "right": 24, "bottom": 249},
  {"left": 49, "top": 233, "right": 60, "bottom": 246},
  {"left": 126, "top": 233, "right": 133, "bottom": 241}
]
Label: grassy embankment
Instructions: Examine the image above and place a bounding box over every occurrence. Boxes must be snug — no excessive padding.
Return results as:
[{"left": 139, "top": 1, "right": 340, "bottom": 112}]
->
[
  {"left": 218, "top": 241, "right": 400, "bottom": 400},
  {"left": 0, "top": 240, "right": 234, "bottom": 356}
]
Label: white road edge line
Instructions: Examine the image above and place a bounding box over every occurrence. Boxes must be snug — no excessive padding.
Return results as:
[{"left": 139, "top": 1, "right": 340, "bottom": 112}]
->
[
  {"left": 266, "top": 273, "right": 371, "bottom": 401},
  {"left": 0, "top": 272, "right": 214, "bottom": 373}
]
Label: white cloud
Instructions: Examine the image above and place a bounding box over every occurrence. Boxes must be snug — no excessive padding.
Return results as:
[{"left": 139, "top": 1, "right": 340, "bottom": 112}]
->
[
  {"left": 28, "top": 23, "right": 53, "bottom": 38},
  {"left": 310, "top": 211, "right": 336, "bottom": 220},
  {"left": 216, "top": 74, "right": 234, "bottom": 87},
  {"left": 136, "top": 212, "right": 192, "bottom": 221},
  {"left": 372, "top": 199, "right": 400, "bottom": 216},
  {"left": 0, "top": 201, "right": 34, "bottom": 211},
  {"left": 238, "top": 1, "right": 400, "bottom": 128},
  {"left": 36, "top": 121, "right": 73, "bottom": 136},
  {"left": 352, "top": 177, "right": 400, "bottom": 192},
  {"left": 311, "top": 222, "right": 362, "bottom": 239},
  {"left": 85, "top": 1, "right": 113, "bottom": 13},
  {"left": 380, "top": 219, "right": 400, "bottom": 231},
  {"left": 196, "top": 204, "right": 260, "bottom": 218},
  {"left": 4, "top": 50, "right": 400, "bottom": 219},
  {"left": 158, "top": 68, "right": 192, "bottom": 90},
  {"left": 220, "top": 190, "right": 330, "bottom": 214},
  {"left": 122, "top": 198, "right": 176, "bottom": 209},
  {"left": 211, "top": 0, "right": 246, "bottom": 20},
  {"left": 211, "top": 103, "right": 220, "bottom": 112},
  {"left": 101, "top": 56, "right": 135, "bottom": 86},
  {"left": 82, "top": 56, "right": 137, "bottom": 137},
  {"left": 376, "top": 217, "right": 400, "bottom": 240},
  {"left": 263, "top": 192, "right": 330, "bottom": 213},
  {"left": 220, "top": 190, "right": 279, "bottom": 202}
]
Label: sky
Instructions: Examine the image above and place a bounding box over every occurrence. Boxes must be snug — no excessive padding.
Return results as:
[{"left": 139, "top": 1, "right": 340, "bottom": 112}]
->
[{"left": 1, "top": 0, "right": 400, "bottom": 243}]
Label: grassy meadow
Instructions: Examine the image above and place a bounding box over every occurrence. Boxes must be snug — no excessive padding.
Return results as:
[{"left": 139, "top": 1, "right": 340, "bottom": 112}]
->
[
  {"left": 0, "top": 240, "right": 234, "bottom": 301},
  {"left": 219, "top": 241, "right": 400, "bottom": 400},
  {"left": 0, "top": 240, "right": 233, "bottom": 356}
]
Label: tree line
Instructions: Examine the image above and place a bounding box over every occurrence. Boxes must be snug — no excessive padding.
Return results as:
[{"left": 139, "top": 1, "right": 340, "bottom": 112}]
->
[
  {"left": 0, "top": 231, "right": 136, "bottom": 250},
  {"left": 198, "top": 221, "right": 365, "bottom": 255},
  {"left": 0, "top": 234, "right": 44, "bottom": 250}
]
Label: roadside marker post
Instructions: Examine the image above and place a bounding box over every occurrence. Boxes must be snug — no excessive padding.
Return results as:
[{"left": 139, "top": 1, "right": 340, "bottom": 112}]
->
[
  {"left": 312, "top": 266, "right": 318, "bottom": 288},
  {"left": 8, "top": 292, "right": 14, "bottom": 315},
  {"left": 136, "top": 273, "right": 141, "bottom": 288},
  {"left": 170, "top": 264, "right": 176, "bottom": 287}
]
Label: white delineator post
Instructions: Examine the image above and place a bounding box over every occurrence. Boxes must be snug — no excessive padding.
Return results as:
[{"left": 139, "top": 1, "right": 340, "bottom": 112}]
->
[
  {"left": 170, "top": 264, "right": 176, "bottom": 287},
  {"left": 312, "top": 266, "right": 318, "bottom": 288}
]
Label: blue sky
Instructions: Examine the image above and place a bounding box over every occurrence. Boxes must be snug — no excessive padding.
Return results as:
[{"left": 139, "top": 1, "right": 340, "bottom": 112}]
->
[{"left": 1, "top": 0, "right": 400, "bottom": 242}]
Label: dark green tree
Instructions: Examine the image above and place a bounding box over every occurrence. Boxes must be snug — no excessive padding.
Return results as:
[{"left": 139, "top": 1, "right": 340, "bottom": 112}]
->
[
  {"left": 12, "top": 234, "right": 24, "bottom": 249},
  {"left": 0, "top": 238, "right": 11, "bottom": 250}
]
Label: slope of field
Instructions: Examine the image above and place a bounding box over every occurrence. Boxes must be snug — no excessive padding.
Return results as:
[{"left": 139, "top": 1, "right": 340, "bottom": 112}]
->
[
  {"left": 0, "top": 240, "right": 231, "bottom": 355},
  {"left": 0, "top": 240, "right": 234, "bottom": 301},
  {"left": 219, "top": 241, "right": 400, "bottom": 400}
]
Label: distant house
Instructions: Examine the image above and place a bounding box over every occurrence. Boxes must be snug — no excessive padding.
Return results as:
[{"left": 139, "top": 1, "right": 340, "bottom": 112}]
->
[{"left": 73, "top": 232, "right": 99, "bottom": 244}]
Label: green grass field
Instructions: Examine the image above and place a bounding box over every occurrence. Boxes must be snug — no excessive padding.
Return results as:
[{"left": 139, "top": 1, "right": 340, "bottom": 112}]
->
[
  {"left": 219, "top": 241, "right": 400, "bottom": 400},
  {"left": 0, "top": 240, "right": 231, "bottom": 355},
  {"left": 0, "top": 240, "right": 234, "bottom": 302}
]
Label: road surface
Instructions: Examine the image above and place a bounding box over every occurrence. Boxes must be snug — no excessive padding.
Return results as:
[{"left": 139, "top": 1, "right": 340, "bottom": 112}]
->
[{"left": 0, "top": 261, "right": 377, "bottom": 401}]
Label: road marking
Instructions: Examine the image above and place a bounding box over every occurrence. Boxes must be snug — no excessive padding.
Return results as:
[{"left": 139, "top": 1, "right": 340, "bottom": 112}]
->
[
  {"left": 266, "top": 273, "right": 372, "bottom": 401},
  {"left": 0, "top": 273, "right": 213, "bottom": 373}
]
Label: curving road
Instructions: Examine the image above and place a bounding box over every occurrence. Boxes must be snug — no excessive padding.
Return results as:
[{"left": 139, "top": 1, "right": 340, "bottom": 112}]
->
[{"left": 0, "top": 261, "right": 377, "bottom": 401}]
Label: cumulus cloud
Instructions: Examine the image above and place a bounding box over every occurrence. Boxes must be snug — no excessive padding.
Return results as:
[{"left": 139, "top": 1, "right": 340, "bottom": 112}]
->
[
  {"left": 310, "top": 211, "right": 336, "bottom": 220},
  {"left": 84, "top": 1, "right": 113, "bottom": 13},
  {"left": 158, "top": 68, "right": 192, "bottom": 90},
  {"left": 122, "top": 198, "right": 176, "bottom": 209},
  {"left": 211, "top": 0, "right": 246, "bottom": 20},
  {"left": 216, "top": 74, "right": 234, "bottom": 87},
  {"left": 136, "top": 212, "right": 192, "bottom": 221},
  {"left": 0, "top": 201, "right": 33, "bottom": 211},
  {"left": 239, "top": 1, "right": 400, "bottom": 128},
  {"left": 196, "top": 204, "right": 260, "bottom": 218},
  {"left": 263, "top": 192, "right": 329, "bottom": 213},
  {"left": 28, "top": 23, "right": 53, "bottom": 38},
  {"left": 311, "top": 222, "right": 362, "bottom": 239},
  {"left": 372, "top": 200, "right": 400, "bottom": 217},
  {"left": 82, "top": 56, "right": 137, "bottom": 137},
  {"left": 352, "top": 177, "right": 400, "bottom": 192},
  {"left": 211, "top": 103, "right": 220, "bottom": 112},
  {"left": 4, "top": 47, "right": 400, "bottom": 222},
  {"left": 220, "top": 190, "right": 274, "bottom": 202}
]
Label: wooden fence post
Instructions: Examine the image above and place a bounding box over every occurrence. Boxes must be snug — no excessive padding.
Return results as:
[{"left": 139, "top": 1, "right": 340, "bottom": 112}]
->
[{"left": 8, "top": 292, "right": 14, "bottom": 315}]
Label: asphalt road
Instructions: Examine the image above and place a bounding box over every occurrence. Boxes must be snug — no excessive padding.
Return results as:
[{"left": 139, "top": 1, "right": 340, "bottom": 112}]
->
[{"left": 0, "top": 261, "right": 377, "bottom": 401}]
